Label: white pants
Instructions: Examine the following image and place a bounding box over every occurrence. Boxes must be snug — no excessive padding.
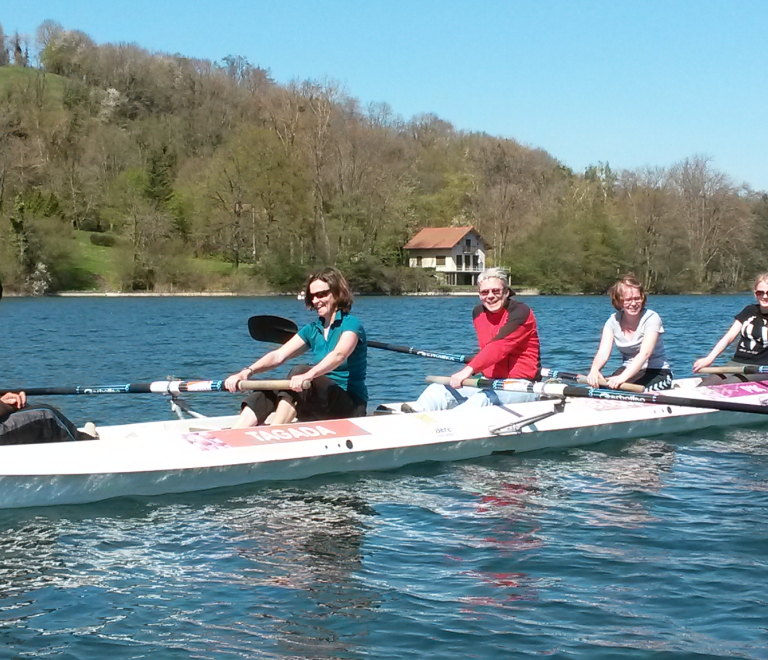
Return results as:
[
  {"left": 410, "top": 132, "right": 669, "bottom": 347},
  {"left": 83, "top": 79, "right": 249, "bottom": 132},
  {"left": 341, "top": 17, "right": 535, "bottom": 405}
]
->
[{"left": 412, "top": 383, "right": 538, "bottom": 412}]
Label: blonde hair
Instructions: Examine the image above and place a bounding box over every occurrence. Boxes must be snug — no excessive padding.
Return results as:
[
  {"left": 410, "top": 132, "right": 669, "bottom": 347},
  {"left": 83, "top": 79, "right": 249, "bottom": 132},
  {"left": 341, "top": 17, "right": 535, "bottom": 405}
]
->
[{"left": 754, "top": 273, "right": 768, "bottom": 290}]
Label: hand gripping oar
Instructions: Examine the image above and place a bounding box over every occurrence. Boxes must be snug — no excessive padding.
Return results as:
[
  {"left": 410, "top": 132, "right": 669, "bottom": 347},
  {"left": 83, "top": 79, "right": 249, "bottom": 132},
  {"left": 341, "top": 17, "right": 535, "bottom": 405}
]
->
[
  {"left": 426, "top": 376, "right": 768, "bottom": 416},
  {"left": 248, "top": 315, "right": 473, "bottom": 362},
  {"left": 1, "top": 379, "right": 309, "bottom": 396},
  {"left": 698, "top": 365, "right": 768, "bottom": 375},
  {"left": 539, "top": 367, "right": 644, "bottom": 393}
]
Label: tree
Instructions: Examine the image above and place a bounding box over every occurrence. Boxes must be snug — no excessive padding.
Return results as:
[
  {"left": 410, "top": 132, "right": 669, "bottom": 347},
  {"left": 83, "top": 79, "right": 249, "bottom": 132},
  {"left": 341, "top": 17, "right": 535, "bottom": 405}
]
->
[
  {"left": 670, "top": 156, "right": 752, "bottom": 290},
  {"left": 0, "top": 22, "right": 9, "bottom": 66}
]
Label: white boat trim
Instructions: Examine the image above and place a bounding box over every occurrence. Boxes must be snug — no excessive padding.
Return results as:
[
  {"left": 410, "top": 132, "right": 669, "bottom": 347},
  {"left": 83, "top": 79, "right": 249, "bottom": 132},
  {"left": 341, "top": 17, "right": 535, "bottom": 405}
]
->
[{"left": 1, "top": 378, "right": 768, "bottom": 509}]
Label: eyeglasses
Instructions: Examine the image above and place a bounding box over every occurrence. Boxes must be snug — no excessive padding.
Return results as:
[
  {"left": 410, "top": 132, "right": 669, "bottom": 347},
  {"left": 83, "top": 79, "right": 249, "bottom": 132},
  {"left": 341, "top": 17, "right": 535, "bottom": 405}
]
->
[
  {"left": 309, "top": 288, "right": 332, "bottom": 301},
  {"left": 479, "top": 288, "right": 504, "bottom": 297},
  {"left": 755, "top": 290, "right": 768, "bottom": 298}
]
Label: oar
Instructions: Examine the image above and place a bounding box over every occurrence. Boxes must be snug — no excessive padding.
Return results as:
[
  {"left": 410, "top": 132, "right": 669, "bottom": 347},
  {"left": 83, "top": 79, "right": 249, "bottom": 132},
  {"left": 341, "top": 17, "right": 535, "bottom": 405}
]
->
[
  {"left": 426, "top": 376, "right": 768, "bottom": 416},
  {"left": 1, "top": 379, "right": 308, "bottom": 396},
  {"left": 698, "top": 365, "right": 768, "bottom": 375},
  {"left": 539, "top": 367, "right": 644, "bottom": 393},
  {"left": 248, "top": 314, "right": 473, "bottom": 362}
]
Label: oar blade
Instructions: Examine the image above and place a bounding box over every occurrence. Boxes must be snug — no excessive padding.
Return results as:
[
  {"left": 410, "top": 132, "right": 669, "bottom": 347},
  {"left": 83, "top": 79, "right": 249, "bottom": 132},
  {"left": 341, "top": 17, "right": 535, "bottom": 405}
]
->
[{"left": 248, "top": 315, "right": 299, "bottom": 344}]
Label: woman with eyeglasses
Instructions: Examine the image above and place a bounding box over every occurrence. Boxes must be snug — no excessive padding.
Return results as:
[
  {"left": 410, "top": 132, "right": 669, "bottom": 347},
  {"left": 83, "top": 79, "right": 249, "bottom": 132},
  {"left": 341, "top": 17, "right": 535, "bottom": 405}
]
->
[
  {"left": 693, "top": 273, "right": 768, "bottom": 376},
  {"left": 224, "top": 267, "right": 367, "bottom": 428},
  {"left": 586, "top": 274, "right": 673, "bottom": 391},
  {"left": 402, "top": 267, "right": 540, "bottom": 413}
]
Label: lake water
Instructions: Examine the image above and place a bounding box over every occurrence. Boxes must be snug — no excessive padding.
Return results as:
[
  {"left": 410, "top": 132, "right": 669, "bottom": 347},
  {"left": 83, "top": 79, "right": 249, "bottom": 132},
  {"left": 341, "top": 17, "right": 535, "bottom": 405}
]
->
[{"left": 1, "top": 294, "right": 767, "bottom": 659}]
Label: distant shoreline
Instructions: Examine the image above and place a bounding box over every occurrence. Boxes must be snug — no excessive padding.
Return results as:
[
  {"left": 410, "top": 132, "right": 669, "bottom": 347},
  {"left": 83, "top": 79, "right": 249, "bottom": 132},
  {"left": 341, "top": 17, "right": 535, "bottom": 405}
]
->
[{"left": 2, "top": 288, "right": 751, "bottom": 298}]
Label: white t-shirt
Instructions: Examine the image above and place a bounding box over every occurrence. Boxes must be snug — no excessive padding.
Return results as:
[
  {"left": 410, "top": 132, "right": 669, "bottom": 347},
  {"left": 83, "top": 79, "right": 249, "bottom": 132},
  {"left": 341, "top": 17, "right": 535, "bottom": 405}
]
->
[{"left": 605, "top": 309, "right": 670, "bottom": 370}]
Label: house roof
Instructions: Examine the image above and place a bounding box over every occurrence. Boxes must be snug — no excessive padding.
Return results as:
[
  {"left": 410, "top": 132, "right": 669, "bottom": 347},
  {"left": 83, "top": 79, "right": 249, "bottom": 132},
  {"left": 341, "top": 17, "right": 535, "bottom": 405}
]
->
[{"left": 404, "top": 226, "right": 485, "bottom": 250}]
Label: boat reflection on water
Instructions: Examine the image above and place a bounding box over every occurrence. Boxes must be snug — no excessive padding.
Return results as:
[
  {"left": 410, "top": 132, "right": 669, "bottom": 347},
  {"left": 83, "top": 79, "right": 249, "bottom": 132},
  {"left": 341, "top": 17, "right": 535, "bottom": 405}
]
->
[{"left": 0, "top": 488, "right": 379, "bottom": 658}]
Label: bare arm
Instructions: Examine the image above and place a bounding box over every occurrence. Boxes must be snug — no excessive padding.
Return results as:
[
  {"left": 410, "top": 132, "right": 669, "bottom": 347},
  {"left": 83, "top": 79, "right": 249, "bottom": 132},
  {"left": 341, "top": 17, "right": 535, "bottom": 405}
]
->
[
  {"left": 586, "top": 325, "right": 615, "bottom": 387},
  {"left": 692, "top": 320, "right": 742, "bottom": 372},
  {"left": 288, "top": 330, "right": 359, "bottom": 391},
  {"left": 224, "top": 334, "right": 309, "bottom": 392}
]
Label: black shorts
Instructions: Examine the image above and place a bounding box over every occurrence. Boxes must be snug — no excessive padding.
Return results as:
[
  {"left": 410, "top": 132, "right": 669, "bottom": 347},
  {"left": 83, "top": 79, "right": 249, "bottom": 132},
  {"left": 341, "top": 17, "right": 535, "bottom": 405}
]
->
[
  {"left": 610, "top": 367, "right": 673, "bottom": 391},
  {"left": 242, "top": 364, "right": 367, "bottom": 423}
]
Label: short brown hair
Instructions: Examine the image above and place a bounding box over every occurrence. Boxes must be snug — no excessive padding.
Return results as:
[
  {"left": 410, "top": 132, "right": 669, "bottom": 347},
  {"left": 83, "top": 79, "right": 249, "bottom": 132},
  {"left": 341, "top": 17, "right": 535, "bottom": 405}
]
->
[
  {"left": 608, "top": 274, "right": 647, "bottom": 311},
  {"left": 303, "top": 267, "right": 354, "bottom": 312}
]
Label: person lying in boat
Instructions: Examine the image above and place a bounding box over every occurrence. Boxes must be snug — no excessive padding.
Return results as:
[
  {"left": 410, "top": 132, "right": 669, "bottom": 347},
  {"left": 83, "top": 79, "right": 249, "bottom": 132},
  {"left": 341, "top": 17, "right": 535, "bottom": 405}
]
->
[
  {"left": 0, "top": 283, "right": 97, "bottom": 445},
  {"left": 224, "top": 267, "right": 367, "bottom": 428},
  {"left": 586, "top": 274, "right": 673, "bottom": 391},
  {"left": 402, "top": 267, "right": 540, "bottom": 413},
  {"left": 692, "top": 272, "right": 768, "bottom": 382}
]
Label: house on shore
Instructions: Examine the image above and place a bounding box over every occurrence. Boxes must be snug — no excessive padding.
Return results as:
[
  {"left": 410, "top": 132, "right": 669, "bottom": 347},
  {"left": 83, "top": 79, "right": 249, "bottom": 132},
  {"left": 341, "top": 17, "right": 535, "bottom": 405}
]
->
[{"left": 403, "top": 226, "right": 489, "bottom": 286}]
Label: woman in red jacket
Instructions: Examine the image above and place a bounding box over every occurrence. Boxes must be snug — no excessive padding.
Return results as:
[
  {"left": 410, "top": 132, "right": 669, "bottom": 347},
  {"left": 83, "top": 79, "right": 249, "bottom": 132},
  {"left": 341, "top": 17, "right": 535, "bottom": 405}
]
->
[{"left": 403, "top": 268, "right": 540, "bottom": 412}]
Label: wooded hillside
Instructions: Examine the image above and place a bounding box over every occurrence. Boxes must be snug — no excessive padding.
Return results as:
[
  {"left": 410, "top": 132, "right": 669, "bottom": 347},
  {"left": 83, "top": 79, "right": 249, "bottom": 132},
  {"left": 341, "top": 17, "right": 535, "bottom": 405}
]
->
[{"left": 1, "top": 20, "right": 766, "bottom": 294}]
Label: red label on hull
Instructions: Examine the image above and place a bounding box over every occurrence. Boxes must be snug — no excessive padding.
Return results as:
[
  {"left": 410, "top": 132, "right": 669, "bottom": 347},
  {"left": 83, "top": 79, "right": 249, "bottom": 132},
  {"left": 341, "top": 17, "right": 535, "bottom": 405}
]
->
[{"left": 184, "top": 419, "right": 370, "bottom": 450}]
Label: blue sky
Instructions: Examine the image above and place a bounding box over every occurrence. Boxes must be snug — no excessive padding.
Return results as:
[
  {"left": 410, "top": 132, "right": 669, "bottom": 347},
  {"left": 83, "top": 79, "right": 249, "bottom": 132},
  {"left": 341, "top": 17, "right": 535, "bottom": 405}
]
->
[{"left": 3, "top": 1, "right": 767, "bottom": 191}]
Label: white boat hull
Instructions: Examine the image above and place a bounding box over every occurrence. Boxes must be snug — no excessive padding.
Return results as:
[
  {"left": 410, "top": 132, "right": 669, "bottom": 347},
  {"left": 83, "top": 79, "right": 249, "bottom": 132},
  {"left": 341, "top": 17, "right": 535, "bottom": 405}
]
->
[{"left": 2, "top": 378, "right": 768, "bottom": 509}]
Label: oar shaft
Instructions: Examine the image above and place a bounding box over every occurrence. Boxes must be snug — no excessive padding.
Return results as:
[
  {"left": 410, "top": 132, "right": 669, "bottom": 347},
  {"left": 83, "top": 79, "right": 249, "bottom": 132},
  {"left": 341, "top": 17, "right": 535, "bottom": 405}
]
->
[
  {"left": 2, "top": 379, "right": 307, "bottom": 396},
  {"left": 426, "top": 376, "right": 768, "bottom": 416},
  {"left": 1, "top": 381, "right": 225, "bottom": 395},
  {"left": 539, "top": 367, "right": 644, "bottom": 393},
  {"left": 698, "top": 365, "right": 768, "bottom": 375},
  {"left": 367, "top": 340, "right": 471, "bottom": 363}
]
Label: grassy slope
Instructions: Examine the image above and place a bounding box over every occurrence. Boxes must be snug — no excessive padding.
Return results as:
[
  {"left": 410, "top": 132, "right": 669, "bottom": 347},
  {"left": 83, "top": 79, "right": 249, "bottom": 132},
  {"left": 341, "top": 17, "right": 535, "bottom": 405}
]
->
[
  {"left": 73, "top": 231, "right": 240, "bottom": 291},
  {"left": 0, "top": 66, "right": 67, "bottom": 103}
]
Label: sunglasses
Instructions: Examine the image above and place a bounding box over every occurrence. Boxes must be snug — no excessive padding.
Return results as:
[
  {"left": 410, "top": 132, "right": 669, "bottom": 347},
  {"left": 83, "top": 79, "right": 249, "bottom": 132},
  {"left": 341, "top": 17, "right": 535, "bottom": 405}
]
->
[
  {"left": 309, "top": 288, "right": 332, "bottom": 300},
  {"left": 479, "top": 288, "right": 505, "bottom": 297},
  {"left": 755, "top": 290, "right": 768, "bottom": 298}
]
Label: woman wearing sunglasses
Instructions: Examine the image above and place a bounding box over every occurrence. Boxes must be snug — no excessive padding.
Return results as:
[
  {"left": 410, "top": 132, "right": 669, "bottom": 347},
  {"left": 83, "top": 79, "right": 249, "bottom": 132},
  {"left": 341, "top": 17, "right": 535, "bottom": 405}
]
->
[
  {"left": 693, "top": 273, "right": 768, "bottom": 378},
  {"left": 586, "top": 274, "right": 673, "bottom": 391},
  {"left": 402, "top": 267, "right": 540, "bottom": 412},
  {"left": 224, "top": 267, "right": 367, "bottom": 428}
]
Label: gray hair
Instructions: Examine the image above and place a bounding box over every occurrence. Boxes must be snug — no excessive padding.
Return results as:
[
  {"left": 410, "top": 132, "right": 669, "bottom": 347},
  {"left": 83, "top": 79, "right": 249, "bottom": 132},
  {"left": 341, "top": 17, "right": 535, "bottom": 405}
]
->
[{"left": 477, "top": 267, "right": 509, "bottom": 289}]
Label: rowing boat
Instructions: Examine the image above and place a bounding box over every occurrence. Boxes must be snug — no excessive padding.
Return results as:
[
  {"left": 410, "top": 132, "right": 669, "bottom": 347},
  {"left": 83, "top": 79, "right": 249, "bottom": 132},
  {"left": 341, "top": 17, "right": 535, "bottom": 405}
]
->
[{"left": 1, "top": 377, "right": 767, "bottom": 509}]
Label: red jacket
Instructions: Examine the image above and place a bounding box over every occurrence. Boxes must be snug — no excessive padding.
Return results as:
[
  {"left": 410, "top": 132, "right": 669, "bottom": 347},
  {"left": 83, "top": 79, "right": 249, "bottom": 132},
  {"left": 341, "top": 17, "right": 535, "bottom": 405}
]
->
[{"left": 467, "top": 299, "right": 540, "bottom": 380}]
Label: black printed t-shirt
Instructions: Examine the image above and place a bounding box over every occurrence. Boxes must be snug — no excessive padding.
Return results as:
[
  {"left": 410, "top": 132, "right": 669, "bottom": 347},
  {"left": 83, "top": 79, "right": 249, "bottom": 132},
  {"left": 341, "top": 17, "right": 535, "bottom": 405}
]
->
[{"left": 733, "top": 304, "right": 768, "bottom": 364}]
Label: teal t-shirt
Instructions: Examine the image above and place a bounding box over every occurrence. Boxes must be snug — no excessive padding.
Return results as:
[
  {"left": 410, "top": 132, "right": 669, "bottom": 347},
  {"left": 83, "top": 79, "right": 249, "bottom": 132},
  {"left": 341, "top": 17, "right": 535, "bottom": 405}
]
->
[{"left": 297, "top": 311, "right": 368, "bottom": 401}]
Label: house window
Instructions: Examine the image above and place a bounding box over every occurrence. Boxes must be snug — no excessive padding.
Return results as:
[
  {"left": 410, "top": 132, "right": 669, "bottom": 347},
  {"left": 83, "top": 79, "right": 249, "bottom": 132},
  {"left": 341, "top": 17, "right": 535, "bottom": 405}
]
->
[
  {"left": 473, "top": 255, "right": 479, "bottom": 270},
  {"left": 456, "top": 254, "right": 463, "bottom": 270},
  {"left": 416, "top": 256, "right": 422, "bottom": 267},
  {"left": 465, "top": 239, "right": 471, "bottom": 248},
  {"left": 436, "top": 256, "right": 446, "bottom": 267}
]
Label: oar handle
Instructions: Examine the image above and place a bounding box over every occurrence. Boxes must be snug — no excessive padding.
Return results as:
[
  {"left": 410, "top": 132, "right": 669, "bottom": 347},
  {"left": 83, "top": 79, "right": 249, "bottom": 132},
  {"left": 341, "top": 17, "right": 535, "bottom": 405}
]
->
[
  {"left": 539, "top": 368, "right": 644, "bottom": 392},
  {"left": 698, "top": 365, "right": 768, "bottom": 375},
  {"left": 426, "top": 375, "right": 533, "bottom": 390},
  {"left": 238, "top": 379, "right": 311, "bottom": 391}
]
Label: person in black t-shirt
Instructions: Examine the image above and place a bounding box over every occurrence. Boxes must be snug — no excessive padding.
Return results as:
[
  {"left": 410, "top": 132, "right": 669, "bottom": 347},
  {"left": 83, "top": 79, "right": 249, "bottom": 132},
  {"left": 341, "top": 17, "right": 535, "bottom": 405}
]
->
[{"left": 693, "top": 273, "right": 768, "bottom": 373}]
